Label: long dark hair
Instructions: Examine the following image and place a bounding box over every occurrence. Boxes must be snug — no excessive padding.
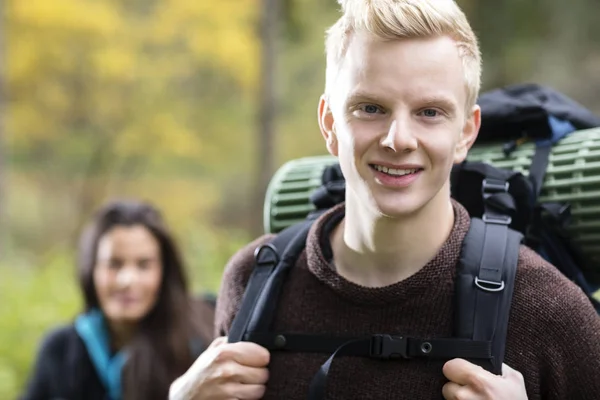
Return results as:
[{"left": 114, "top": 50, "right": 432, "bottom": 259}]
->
[{"left": 77, "top": 199, "right": 214, "bottom": 400}]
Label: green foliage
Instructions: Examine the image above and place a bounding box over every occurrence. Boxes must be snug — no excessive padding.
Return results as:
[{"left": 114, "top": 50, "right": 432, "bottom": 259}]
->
[
  {"left": 0, "top": 225, "right": 248, "bottom": 400},
  {"left": 3, "top": 0, "right": 600, "bottom": 398},
  {"left": 0, "top": 252, "right": 81, "bottom": 399}
]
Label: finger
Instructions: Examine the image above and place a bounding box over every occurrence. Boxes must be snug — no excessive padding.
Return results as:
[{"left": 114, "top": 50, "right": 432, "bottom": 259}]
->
[
  {"left": 442, "top": 381, "right": 479, "bottom": 400},
  {"left": 215, "top": 362, "right": 268, "bottom": 384},
  {"left": 208, "top": 336, "right": 228, "bottom": 349},
  {"left": 501, "top": 362, "right": 525, "bottom": 384},
  {"left": 223, "top": 382, "right": 266, "bottom": 400},
  {"left": 443, "top": 358, "right": 491, "bottom": 386},
  {"left": 225, "top": 342, "right": 271, "bottom": 367},
  {"left": 236, "top": 365, "right": 269, "bottom": 385},
  {"left": 188, "top": 337, "right": 227, "bottom": 367},
  {"left": 501, "top": 362, "right": 517, "bottom": 378}
]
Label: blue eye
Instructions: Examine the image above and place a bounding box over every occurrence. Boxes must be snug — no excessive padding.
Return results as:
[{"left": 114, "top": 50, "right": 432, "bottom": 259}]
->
[
  {"left": 422, "top": 109, "right": 439, "bottom": 117},
  {"left": 351, "top": 103, "right": 385, "bottom": 118},
  {"left": 364, "top": 104, "right": 380, "bottom": 113}
]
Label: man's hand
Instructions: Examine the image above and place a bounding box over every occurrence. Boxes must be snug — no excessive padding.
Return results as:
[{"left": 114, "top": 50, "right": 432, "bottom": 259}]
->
[
  {"left": 169, "top": 336, "right": 270, "bottom": 400},
  {"left": 442, "top": 358, "right": 528, "bottom": 400}
]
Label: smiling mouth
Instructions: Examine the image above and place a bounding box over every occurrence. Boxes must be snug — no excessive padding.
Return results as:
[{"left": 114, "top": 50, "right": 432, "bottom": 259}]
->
[
  {"left": 114, "top": 296, "right": 138, "bottom": 303},
  {"left": 370, "top": 164, "right": 423, "bottom": 176}
]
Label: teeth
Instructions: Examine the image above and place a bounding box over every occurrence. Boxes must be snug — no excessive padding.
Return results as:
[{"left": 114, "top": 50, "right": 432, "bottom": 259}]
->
[{"left": 374, "top": 164, "right": 419, "bottom": 176}]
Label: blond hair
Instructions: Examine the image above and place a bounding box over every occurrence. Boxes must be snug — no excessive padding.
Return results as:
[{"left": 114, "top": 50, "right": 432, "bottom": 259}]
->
[{"left": 325, "top": 0, "right": 481, "bottom": 110}]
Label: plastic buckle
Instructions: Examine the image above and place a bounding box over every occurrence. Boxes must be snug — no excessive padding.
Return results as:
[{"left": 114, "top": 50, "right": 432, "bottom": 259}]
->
[
  {"left": 482, "top": 213, "right": 512, "bottom": 225},
  {"left": 481, "top": 178, "right": 509, "bottom": 199},
  {"left": 369, "top": 335, "right": 409, "bottom": 359}
]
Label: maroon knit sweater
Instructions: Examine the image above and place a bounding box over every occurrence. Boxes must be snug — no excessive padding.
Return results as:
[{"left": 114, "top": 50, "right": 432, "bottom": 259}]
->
[{"left": 215, "top": 201, "right": 600, "bottom": 399}]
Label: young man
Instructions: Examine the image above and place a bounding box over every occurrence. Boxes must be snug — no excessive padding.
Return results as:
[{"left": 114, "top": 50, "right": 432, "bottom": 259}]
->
[{"left": 169, "top": 0, "right": 600, "bottom": 399}]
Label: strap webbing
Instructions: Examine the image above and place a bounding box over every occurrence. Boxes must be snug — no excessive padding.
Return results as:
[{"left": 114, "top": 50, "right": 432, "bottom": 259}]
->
[
  {"left": 228, "top": 221, "right": 312, "bottom": 343},
  {"left": 299, "top": 334, "right": 492, "bottom": 400},
  {"left": 307, "top": 338, "right": 366, "bottom": 400},
  {"left": 473, "top": 220, "right": 521, "bottom": 374},
  {"left": 244, "top": 332, "right": 492, "bottom": 359},
  {"left": 529, "top": 144, "right": 552, "bottom": 199}
]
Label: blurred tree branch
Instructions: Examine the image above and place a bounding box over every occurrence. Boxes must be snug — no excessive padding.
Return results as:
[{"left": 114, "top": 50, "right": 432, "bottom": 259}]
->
[
  {"left": 0, "top": 0, "right": 6, "bottom": 253},
  {"left": 252, "top": 0, "right": 280, "bottom": 236}
]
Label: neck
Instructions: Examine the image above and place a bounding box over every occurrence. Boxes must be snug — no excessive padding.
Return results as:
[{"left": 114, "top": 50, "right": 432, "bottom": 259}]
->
[
  {"left": 331, "top": 184, "right": 455, "bottom": 287},
  {"left": 107, "top": 319, "right": 137, "bottom": 352}
]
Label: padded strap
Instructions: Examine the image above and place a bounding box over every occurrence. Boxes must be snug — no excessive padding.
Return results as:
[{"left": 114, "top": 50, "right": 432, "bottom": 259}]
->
[
  {"left": 228, "top": 221, "right": 312, "bottom": 343},
  {"left": 457, "top": 169, "right": 522, "bottom": 374},
  {"left": 227, "top": 248, "right": 277, "bottom": 343},
  {"left": 246, "top": 219, "right": 314, "bottom": 333},
  {"left": 456, "top": 217, "right": 522, "bottom": 375}
]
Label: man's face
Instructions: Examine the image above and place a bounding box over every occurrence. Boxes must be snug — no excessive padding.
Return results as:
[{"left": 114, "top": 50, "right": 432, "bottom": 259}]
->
[{"left": 319, "top": 33, "right": 480, "bottom": 218}]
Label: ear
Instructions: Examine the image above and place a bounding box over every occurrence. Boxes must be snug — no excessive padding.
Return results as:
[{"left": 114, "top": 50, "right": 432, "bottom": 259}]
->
[
  {"left": 318, "top": 94, "right": 338, "bottom": 157},
  {"left": 454, "top": 104, "right": 481, "bottom": 163}
]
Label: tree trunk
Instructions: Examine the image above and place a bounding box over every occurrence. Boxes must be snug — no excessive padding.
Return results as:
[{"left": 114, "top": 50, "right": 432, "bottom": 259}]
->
[
  {"left": 251, "top": 0, "right": 279, "bottom": 236},
  {"left": 0, "top": 0, "right": 6, "bottom": 253}
]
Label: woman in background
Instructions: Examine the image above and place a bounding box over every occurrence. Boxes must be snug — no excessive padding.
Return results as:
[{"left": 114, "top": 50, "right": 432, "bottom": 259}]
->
[{"left": 20, "top": 199, "right": 215, "bottom": 400}]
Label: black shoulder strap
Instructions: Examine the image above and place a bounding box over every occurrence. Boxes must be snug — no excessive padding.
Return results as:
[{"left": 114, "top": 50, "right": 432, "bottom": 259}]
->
[
  {"left": 455, "top": 217, "right": 522, "bottom": 375},
  {"left": 454, "top": 161, "right": 525, "bottom": 375},
  {"left": 228, "top": 220, "right": 313, "bottom": 343},
  {"left": 532, "top": 203, "right": 600, "bottom": 314}
]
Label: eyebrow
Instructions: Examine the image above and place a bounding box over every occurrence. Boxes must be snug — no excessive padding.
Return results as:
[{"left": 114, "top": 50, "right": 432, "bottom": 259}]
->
[
  {"left": 138, "top": 256, "right": 159, "bottom": 262},
  {"left": 345, "top": 90, "right": 386, "bottom": 106}
]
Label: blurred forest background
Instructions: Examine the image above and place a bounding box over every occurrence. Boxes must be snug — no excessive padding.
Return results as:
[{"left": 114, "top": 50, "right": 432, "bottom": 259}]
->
[{"left": 1, "top": 0, "right": 599, "bottom": 397}]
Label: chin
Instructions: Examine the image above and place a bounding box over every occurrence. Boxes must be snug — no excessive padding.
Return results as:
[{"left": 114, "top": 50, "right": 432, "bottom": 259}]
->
[
  {"left": 375, "top": 202, "right": 422, "bottom": 219},
  {"left": 105, "top": 308, "right": 149, "bottom": 324},
  {"left": 367, "top": 190, "right": 428, "bottom": 219}
]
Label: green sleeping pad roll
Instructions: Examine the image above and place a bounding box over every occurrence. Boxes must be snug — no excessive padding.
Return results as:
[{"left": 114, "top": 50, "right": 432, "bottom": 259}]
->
[{"left": 264, "top": 128, "right": 600, "bottom": 268}]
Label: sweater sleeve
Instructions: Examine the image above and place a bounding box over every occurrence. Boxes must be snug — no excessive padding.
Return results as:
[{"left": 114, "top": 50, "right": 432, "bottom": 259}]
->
[
  {"left": 512, "top": 247, "right": 600, "bottom": 400},
  {"left": 19, "top": 326, "right": 71, "bottom": 400},
  {"left": 540, "top": 283, "right": 600, "bottom": 399},
  {"left": 214, "top": 234, "right": 275, "bottom": 338}
]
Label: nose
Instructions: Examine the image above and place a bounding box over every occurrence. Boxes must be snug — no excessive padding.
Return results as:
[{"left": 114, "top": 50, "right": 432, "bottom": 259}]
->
[
  {"left": 116, "top": 265, "right": 137, "bottom": 288},
  {"left": 380, "top": 116, "right": 418, "bottom": 153}
]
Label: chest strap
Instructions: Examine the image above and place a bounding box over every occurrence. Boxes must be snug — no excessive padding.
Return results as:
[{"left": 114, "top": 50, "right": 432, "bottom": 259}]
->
[{"left": 244, "top": 332, "right": 492, "bottom": 360}]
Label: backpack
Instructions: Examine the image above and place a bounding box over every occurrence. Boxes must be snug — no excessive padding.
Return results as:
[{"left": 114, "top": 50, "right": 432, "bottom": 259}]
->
[{"left": 227, "top": 84, "right": 600, "bottom": 399}]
